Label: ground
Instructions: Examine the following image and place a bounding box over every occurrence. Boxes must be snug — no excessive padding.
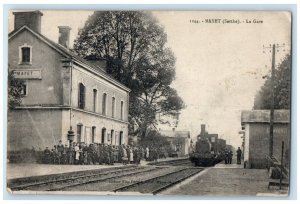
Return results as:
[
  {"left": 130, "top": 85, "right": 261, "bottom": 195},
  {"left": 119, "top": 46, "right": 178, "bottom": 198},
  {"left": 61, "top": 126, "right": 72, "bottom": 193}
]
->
[
  {"left": 6, "top": 157, "right": 289, "bottom": 196},
  {"left": 161, "top": 158, "right": 289, "bottom": 196}
]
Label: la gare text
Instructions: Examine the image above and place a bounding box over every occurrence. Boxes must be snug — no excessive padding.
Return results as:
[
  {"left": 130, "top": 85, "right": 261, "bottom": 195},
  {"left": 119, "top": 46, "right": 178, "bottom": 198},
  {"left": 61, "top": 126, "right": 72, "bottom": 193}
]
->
[{"left": 190, "top": 19, "right": 263, "bottom": 24}]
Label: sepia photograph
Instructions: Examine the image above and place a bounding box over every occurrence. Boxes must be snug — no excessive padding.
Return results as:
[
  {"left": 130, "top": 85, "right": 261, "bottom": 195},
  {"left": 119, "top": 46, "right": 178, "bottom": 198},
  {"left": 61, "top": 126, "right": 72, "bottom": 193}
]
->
[{"left": 6, "top": 9, "right": 292, "bottom": 197}]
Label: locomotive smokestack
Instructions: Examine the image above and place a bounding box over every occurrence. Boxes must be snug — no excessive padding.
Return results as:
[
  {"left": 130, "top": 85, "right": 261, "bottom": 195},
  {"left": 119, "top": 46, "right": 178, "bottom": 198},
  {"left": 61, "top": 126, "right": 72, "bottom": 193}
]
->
[{"left": 201, "top": 124, "right": 206, "bottom": 134}]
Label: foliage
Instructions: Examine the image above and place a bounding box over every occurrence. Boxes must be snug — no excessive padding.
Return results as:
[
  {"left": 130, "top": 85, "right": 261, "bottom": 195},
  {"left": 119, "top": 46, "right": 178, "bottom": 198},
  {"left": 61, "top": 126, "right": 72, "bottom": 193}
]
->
[
  {"left": 139, "top": 130, "right": 171, "bottom": 151},
  {"left": 253, "top": 54, "right": 291, "bottom": 110},
  {"left": 8, "top": 70, "right": 25, "bottom": 109},
  {"left": 74, "top": 11, "right": 185, "bottom": 139}
]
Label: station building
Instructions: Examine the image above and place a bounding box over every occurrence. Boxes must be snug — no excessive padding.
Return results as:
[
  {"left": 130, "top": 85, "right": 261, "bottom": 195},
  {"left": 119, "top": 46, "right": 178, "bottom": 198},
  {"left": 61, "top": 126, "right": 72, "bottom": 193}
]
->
[
  {"left": 8, "top": 11, "right": 130, "bottom": 151},
  {"left": 241, "top": 110, "right": 290, "bottom": 169}
]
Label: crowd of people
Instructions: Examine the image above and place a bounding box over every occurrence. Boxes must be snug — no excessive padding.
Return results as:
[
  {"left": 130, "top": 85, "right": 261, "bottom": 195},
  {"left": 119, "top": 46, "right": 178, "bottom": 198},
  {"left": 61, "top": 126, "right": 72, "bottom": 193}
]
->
[{"left": 37, "top": 140, "right": 160, "bottom": 165}]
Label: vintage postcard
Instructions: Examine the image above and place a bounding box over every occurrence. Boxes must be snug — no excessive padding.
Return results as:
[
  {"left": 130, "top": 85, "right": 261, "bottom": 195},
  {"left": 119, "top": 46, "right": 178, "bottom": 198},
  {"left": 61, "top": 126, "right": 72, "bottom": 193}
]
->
[{"left": 6, "top": 10, "right": 291, "bottom": 196}]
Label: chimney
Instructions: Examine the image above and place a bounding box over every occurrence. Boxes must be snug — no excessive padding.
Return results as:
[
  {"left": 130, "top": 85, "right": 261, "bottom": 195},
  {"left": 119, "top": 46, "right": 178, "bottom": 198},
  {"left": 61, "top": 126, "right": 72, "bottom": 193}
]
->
[
  {"left": 201, "top": 124, "right": 206, "bottom": 134},
  {"left": 58, "top": 26, "right": 71, "bottom": 49},
  {"left": 13, "top": 10, "right": 43, "bottom": 33}
]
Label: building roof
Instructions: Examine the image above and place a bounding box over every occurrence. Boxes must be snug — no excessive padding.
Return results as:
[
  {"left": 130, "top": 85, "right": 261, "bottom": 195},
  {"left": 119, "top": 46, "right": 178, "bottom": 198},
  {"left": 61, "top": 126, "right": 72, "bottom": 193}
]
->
[
  {"left": 160, "top": 130, "right": 190, "bottom": 138},
  {"left": 241, "top": 110, "right": 290, "bottom": 124},
  {"left": 8, "top": 25, "right": 131, "bottom": 92}
]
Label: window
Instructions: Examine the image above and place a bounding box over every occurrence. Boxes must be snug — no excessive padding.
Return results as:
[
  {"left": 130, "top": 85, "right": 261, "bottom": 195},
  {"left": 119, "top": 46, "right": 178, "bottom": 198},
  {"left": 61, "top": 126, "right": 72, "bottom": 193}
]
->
[
  {"left": 22, "top": 47, "right": 30, "bottom": 63},
  {"left": 119, "top": 131, "right": 123, "bottom": 145},
  {"left": 19, "top": 44, "right": 32, "bottom": 64},
  {"left": 102, "top": 93, "right": 107, "bottom": 115},
  {"left": 101, "top": 128, "right": 106, "bottom": 144},
  {"left": 112, "top": 97, "right": 115, "bottom": 118},
  {"left": 77, "top": 124, "right": 82, "bottom": 143},
  {"left": 93, "top": 89, "right": 97, "bottom": 112},
  {"left": 121, "top": 101, "right": 124, "bottom": 120},
  {"left": 20, "top": 83, "right": 28, "bottom": 96},
  {"left": 92, "top": 126, "right": 96, "bottom": 143},
  {"left": 111, "top": 130, "right": 114, "bottom": 145},
  {"left": 78, "top": 83, "right": 85, "bottom": 109}
]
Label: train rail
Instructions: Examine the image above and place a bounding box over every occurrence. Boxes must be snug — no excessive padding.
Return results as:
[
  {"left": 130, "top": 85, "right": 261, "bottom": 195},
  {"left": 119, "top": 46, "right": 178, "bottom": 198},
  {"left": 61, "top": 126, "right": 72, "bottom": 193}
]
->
[
  {"left": 149, "top": 158, "right": 192, "bottom": 166},
  {"left": 113, "top": 167, "right": 204, "bottom": 194},
  {"left": 8, "top": 161, "right": 204, "bottom": 194},
  {"left": 8, "top": 165, "right": 159, "bottom": 191}
]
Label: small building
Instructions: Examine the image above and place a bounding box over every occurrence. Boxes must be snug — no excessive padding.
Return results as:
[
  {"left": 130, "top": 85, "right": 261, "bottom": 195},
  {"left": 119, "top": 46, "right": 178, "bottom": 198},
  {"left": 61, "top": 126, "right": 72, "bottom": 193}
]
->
[
  {"left": 241, "top": 110, "right": 290, "bottom": 169},
  {"left": 160, "top": 129, "right": 191, "bottom": 156},
  {"left": 8, "top": 11, "right": 130, "bottom": 151}
]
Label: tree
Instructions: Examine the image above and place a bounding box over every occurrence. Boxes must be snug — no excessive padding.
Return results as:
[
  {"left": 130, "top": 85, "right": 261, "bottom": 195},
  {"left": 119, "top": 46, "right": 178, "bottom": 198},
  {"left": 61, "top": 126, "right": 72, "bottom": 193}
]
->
[
  {"left": 74, "top": 11, "right": 185, "bottom": 139},
  {"left": 8, "top": 70, "right": 25, "bottom": 109},
  {"left": 139, "top": 130, "right": 172, "bottom": 156},
  {"left": 253, "top": 54, "right": 291, "bottom": 109}
]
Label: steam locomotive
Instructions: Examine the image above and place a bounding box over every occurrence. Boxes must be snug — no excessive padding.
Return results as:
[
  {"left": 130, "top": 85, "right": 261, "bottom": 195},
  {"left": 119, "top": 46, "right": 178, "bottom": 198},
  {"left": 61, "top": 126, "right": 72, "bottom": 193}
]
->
[{"left": 189, "top": 125, "right": 226, "bottom": 166}]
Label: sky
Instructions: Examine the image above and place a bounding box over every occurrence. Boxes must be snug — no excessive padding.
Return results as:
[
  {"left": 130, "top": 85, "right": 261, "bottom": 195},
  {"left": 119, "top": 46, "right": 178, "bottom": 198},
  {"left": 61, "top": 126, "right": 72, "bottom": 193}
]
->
[{"left": 8, "top": 10, "right": 291, "bottom": 148}]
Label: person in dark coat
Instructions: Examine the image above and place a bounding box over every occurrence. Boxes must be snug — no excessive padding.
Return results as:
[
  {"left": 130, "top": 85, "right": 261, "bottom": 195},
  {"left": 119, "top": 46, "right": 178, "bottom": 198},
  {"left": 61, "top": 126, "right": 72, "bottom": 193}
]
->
[
  {"left": 109, "top": 145, "right": 115, "bottom": 165},
  {"left": 98, "top": 144, "right": 104, "bottom": 165},
  {"left": 43, "top": 147, "right": 51, "bottom": 164},
  {"left": 121, "top": 145, "right": 128, "bottom": 165},
  {"left": 224, "top": 149, "right": 229, "bottom": 164},
  {"left": 228, "top": 150, "right": 233, "bottom": 164},
  {"left": 82, "top": 144, "right": 89, "bottom": 165},
  {"left": 68, "top": 143, "right": 75, "bottom": 165},
  {"left": 134, "top": 147, "right": 142, "bottom": 164},
  {"left": 87, "top": 144, "right": 94, "bottom": 165},
  {"left": 56, "top": 140, "right": 64, "bottom": 164},
  {"left": 236, "top": 147, "right": 242, "bottom": 164},
  {"left": 126, "top": 146, "right": 131, "bottom": 164},
  {"left": 152, "top": 147, "right": 159, "bottom": 163},
  {"left": 51, "top": 146, "right": 59, "bottom": 164},
  {"left": 61, "top": 145, "right": 68, "bottom": 164}
]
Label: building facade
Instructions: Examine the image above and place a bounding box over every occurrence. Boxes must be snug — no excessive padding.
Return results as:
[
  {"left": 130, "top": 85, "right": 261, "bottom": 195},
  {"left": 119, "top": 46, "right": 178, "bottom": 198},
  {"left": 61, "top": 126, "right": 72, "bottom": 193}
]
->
[
  {"left": 160, "top": 129, "right": 191, "bottom": 156},
  {"left": 8, "top": 11, "right": 130, "bottom": 151},
  {"left": 241, "top": 110, "right": 290, "bottom": 169}
]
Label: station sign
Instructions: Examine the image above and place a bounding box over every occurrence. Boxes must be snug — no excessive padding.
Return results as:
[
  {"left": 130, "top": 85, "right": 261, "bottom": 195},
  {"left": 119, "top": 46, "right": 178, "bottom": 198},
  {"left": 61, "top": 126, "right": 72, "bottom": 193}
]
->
[{"left": 12, "top": 69, "right": 42, "bottom": 79}]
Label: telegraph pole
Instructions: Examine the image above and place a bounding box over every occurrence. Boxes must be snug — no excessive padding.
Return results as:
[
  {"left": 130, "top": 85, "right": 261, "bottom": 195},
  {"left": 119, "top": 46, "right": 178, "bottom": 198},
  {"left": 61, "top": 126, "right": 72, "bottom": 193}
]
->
[
  {"left": 269, "top": 44, "right": 275, "bottom": 157},
  {"left": 263, "top": 43, "right": 285, "bottom": 157}
]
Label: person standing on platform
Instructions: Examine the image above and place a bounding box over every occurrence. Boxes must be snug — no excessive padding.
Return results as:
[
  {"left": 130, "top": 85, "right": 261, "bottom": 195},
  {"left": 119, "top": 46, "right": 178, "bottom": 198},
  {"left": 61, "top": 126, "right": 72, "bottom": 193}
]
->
[
  {"left": 153, "top": 147, "right": 158, "bottom": 163},
  {"left": 145, "top": 146, "right": 150, "bottom": 161},
  {"left": 228, "top": 150, "right": 233, "bottom": 164},
  {"left": 68, "top": 143, "right": 75, "bottom": 165},
  {"left": 224, "top": 149, "right": 229, "bottom": 164},
  {"left": 82, "top": 143, "right": 89, "bottom": 165},
  {"left": 122, "top": 145, "right": 128, "bottom": 165},
  {"left": 126, "top": 145, "right": 131, "bottom": 164},
  {"left": 87, "top": 144, "right": 93, "bottom": 165},
  {"left": 74, "top": 143, "right": 80, "bottom": 164},
  {"left": 62, "top": 145, "right": 68, "bottom": 164},
  {"left": 129, "top": 147, "right": 134, "bottom": 164},
  {"left": 109, "top": 145, "right": 115, "bottom": 165},
  {"left": 98, "top": 144, "right": 104, "bottom": 165},
  {"left": 236, "top": 147, "right": 242, "bottom": 164},
  {"left": 43, "top": 147, "right": 51, "bottom": 164},
  {"left": 57, "top": 140, "right": 64, "bottom": 164}
]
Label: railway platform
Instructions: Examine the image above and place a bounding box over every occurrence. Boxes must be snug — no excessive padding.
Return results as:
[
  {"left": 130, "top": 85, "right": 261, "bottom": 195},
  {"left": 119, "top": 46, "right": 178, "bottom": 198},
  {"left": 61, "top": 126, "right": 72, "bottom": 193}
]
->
[
  {"left": 161, "top": 158, "right": 289, "bottom": 196},
  {"left": 6, "top": 163, "right": 124, "bottom": 180}
]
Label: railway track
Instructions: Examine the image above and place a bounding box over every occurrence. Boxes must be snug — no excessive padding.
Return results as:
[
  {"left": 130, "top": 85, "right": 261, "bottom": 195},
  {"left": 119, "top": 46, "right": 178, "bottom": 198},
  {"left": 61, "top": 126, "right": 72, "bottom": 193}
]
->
[
  {"left": 8, "top": 161, "right": 204, "bottom": 194},
  {"left": 8, "top": 165, "right": 158, "bottom": 191},
  {"left": 113, "top": 167, "right": 204, "bottom": 194},
  {"left": 150, "top": 158, "right": 192, "bottom": 166}
]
